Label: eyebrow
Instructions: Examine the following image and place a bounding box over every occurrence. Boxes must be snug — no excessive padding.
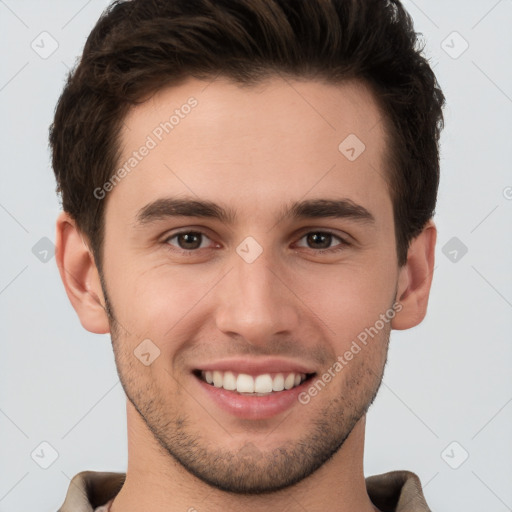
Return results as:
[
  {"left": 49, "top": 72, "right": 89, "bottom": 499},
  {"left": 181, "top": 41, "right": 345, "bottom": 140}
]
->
[{"left": 134, "top": 196, "right": 376, "bottom": 227}]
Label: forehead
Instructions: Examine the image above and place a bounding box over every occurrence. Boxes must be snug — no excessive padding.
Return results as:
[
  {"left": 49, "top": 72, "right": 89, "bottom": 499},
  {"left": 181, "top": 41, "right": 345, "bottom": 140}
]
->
[{"left": 109, "top": 75, "right": 391, "bottom": 226}]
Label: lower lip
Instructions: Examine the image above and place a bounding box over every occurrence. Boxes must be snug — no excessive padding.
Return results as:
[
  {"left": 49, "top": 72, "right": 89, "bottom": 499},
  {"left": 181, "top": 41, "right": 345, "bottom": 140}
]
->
[{"left": 194, "top": 374, "right": 313, "bottom": 420}]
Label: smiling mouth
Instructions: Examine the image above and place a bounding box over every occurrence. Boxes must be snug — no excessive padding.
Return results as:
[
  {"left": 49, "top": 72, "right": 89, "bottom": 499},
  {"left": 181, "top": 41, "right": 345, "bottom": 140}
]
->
[{"left": 193, "top": 369, "right": 317, "bottom": 396}]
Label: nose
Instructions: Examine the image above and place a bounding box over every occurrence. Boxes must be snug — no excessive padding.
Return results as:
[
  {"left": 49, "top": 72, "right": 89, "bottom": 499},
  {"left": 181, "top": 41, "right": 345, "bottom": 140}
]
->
[{"left": 214, "top": 245, "right": 300, "bottom": 347}]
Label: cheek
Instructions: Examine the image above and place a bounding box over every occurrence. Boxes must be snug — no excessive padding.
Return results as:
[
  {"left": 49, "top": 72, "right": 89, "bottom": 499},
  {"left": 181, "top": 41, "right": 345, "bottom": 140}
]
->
[
  {"left": 114, "top": 264, "right": 219, "bottom": 341},
  {"left": 294, "top": 260, "right": 397, "bottom": 343}
]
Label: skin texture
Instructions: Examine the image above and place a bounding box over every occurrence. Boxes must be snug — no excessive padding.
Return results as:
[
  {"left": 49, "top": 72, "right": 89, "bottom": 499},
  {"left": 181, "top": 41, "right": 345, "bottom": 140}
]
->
[{"left": 56, "top": 76, "right": 436, "bottom": 512}]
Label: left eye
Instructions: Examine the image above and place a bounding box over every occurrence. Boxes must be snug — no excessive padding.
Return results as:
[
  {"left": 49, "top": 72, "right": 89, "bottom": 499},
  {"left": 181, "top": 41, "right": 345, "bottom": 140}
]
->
[
  {"left": 295, "top": 231, "right": 346, "bottom": 251},
  {"left": 165, "top": 231, "right": 213, "bottom": 251}
]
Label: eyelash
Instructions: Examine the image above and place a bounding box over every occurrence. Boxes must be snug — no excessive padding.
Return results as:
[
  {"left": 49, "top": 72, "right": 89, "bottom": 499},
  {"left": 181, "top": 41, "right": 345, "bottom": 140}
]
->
[{"left": 163, "top": 229, "right": 351, "bottom": 256}]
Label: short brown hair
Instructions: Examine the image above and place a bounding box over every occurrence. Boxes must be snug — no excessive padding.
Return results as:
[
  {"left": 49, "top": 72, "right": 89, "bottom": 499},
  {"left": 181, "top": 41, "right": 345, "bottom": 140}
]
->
[{"left": 49, "top": 0, "right": 445, "bottom": 271}]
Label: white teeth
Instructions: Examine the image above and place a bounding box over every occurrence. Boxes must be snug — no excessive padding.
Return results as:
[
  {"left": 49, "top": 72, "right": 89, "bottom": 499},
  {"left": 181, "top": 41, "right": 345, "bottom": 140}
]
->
[
  {"left": 284, "top": 373, "right": 295, "bottom": 390},
  {"left": 200, "top": 370, "right": 309, "bottom": 394},
  {"left": 272, "top": 374, "right": 285, "bottom": 392},
  {"left": 254, "top": 374, "right": 273, "bottom": 393},
  {"left": 223, "top": 371, "right": 237, "bottom": 391},
  {"left": 236, "top": 373, "right": 254, "bottom": 393},
  {"left": 213, "top": 370, "right": 224, "bottom": 387}
]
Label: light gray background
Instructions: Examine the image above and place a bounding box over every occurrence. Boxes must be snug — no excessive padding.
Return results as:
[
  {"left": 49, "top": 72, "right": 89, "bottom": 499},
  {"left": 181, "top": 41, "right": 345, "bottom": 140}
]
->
[{"left": 1, "top": 0, "right": 511, "bottom": 510}]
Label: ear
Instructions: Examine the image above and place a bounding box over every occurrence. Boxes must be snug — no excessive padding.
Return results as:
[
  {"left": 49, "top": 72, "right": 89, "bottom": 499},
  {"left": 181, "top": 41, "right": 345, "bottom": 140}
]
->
[
  {"left": 391, "top": 219, "right": 437, "bottom": 330},
  {"left": 55, "top": 211, "right": 110, "bottom": 334}
]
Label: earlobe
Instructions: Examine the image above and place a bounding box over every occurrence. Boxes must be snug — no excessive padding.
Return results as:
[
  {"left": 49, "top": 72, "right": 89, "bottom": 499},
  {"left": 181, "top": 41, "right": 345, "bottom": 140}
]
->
[
  {"left": 55, "top": 211, "right": 110, "bottom": 334},
  {"left": 391, "top": 220, "right": 437, "bottom": 330}
]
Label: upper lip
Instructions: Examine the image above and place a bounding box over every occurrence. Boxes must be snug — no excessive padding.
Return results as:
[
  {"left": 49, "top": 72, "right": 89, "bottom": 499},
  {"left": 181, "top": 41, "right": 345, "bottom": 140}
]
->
[{"left": 194, "top": 357, "right": 317, "bottom": 375}]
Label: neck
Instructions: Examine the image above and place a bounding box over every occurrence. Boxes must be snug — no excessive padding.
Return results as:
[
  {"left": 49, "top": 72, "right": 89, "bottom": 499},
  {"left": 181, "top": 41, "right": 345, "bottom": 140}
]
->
[{"left": 111, "top": 399, "right": 378, "bottom": 512}]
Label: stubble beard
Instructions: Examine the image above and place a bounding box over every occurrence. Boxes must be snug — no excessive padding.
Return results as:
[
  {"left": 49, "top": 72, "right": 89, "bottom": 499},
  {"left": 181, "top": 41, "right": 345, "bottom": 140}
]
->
[{"left": 102, "top": 280, "right": 390, "bottom": 495}]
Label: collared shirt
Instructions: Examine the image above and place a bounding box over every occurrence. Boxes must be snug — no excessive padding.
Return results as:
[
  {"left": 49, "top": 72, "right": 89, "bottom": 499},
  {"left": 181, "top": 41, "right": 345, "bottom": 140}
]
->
[{"left": 58, "top": 469, "right": 432, "bottom": 511}]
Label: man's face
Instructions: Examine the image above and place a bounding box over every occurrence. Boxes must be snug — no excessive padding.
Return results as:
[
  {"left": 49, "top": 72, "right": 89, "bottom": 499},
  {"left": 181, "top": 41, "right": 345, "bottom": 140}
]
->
[{"left": 100, "top": 76, "right": 400, "bottom": 493}]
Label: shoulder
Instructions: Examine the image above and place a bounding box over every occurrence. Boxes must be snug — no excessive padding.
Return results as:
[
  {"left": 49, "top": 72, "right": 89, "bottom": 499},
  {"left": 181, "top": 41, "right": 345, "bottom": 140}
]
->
[
  {"left": 58, "top": 471, "right": 125, "bottom": 512},
  {"left": 366, "top": 470, "right": 431, "bottom": 512}
]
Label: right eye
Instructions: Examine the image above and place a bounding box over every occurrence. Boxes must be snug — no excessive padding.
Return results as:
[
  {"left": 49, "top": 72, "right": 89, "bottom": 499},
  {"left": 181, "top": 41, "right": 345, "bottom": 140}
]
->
[{"left": 164, "top": 230, "right": 216, "bottom": 252}]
